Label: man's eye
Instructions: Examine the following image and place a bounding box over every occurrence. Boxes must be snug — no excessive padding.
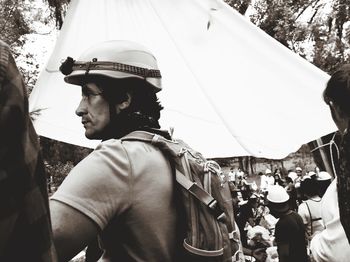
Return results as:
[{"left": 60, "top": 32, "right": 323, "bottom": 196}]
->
[{"left": 82, "top": 90, "right": 102, "bottom": 100}]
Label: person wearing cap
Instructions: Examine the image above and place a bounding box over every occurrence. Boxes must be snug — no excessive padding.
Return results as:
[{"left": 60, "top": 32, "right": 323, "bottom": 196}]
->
[
  {"left": 260, "top": 169, "right": 274, "bottom": 194},
  {"left": 294, "top": 166, "right": 304, "bottom": 205},
  {"left": 267, "top": 185, "right": 308, "bottom": 262},
  {"left": 228, "top": 167, "right": 236, "bottom": 183},
  {"left": 310, "top": 64, "right": 350, "bottom": 262},
  {"left": 287, "top": 170, "right": 298, "bottom": 182},
  {"left": 50, "top": 40, "right": 177, "bottom": 261},
  {"left": 294, "top": 167, "right": 303, "bottom": 184},
  {"left": 258, "top": 172, "right": 267, "bottom": 193},
  {"left": 265, "top": 169, "right": 275, "bottom": 190}
]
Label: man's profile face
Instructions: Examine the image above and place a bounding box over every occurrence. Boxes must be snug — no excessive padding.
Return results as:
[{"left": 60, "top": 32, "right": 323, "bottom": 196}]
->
[{"left": 75, "top": 82, "right": 110, "bottom": 139}]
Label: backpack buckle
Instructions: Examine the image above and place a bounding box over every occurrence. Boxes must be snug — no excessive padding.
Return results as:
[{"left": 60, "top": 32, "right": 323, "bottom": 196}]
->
[{"left": 208, "top": 199, "right": 226, "bottom": 221}]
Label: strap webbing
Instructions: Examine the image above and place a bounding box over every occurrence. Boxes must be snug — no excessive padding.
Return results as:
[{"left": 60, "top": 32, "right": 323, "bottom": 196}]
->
[
  {"left": 183, "top": 239, "right": 223, "bottom": 257},
  {"left": 176, "top": 169, "right": 216, "bottom": 207}
]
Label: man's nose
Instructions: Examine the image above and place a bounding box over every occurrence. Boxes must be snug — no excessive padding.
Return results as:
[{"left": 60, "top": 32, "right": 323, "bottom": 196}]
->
[{"left": 75, "top": 99, "right": 87, "bottom": 117}]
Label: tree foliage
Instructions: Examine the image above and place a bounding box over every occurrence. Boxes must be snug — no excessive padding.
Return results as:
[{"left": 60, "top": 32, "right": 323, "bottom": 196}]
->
[
  {"left": 229, "top": 0, "right": 350, "bottom": 73},
  {"left": 45, "top": 0, "right": 70, "bottom": 28},
  {"left": 0, "top": 0, "right": 57, "bottom": 92},
  {"left": 0, "top": 0, "right": 31, "bottom": 46},
  {"left": 224, "top": 0, "right": 252, "bottom": 15}
]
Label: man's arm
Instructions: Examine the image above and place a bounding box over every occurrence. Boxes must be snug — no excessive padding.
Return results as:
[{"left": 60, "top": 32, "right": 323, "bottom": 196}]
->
[
  {"left": 50, "top": 200, "right": 99, "bottom": 262},
  {"left": 243, "top": 247, "right": 267, "bottom": 261},
  {"left": 277, "top": 243, "right": 290, "bottom": 262}
]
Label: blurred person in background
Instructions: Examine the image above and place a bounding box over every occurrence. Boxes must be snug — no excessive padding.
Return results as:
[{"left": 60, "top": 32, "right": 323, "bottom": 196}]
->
[
  {"left": 284, "top": 176, "right": 298, "bottom": 211},
  {"left": 267, "top": 185, "right": 308, "bottom": 262},
  {"left": 265, "top": 168, "right": 275, "bottom": 190},
  {"left": 310, "top": 64, "right": 350, "bottom": 261},
  {"left": 236, "top": 194, "right": 260, "bottom": 247},
  {"left": 294, "top": 166, "right": 304, "bottom": 205},
  {"left": 298, "top": 178, "right": 324, "bottom": 241},
  {"left": 273, "top": 171, "right": 284, "bottom": 186}
]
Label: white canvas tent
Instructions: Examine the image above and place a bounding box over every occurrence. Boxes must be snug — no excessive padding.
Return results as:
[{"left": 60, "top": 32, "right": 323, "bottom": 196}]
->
[{"left": 29, "top": 0, "right": 336, "bottom": 159}]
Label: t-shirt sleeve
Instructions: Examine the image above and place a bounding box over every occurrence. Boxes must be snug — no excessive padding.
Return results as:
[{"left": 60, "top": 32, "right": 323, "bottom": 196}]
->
[{"left": 51, "top": 140, "right": 132, "bottom": 230}]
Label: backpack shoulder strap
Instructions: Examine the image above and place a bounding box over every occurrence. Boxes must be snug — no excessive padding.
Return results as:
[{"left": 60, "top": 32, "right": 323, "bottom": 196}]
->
[
  {"left": 121, "top": 130, "right": 162, "bottom": 143},
  {"left": 121, "top": 131, "right": 225, "bottom": 219},
  {"left": 304, "top": 201, "right": 313, "bottom": 235}
]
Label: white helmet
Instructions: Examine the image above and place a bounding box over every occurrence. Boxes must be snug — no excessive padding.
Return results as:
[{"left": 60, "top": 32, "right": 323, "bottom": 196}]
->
[
  {"left": 308, "top": 171, "right": 316, "bottom": 177},
  {"left": 60, "top": 40, "right": 162, "bottom": 92},
  {"left": 317, "top": 171, "right": 332, "bottom": 181},
  {"left": 296, "top": 167, "right": 302, "bottom": 172},
  {"left": 267, "top": 185, "right": 289, "bottom": 203},
  {"left": 287, "top": 171, "right": 298, "bottom": 181},
  {"left": 302, "top": 175, "right": 311, "bottom": 181}
]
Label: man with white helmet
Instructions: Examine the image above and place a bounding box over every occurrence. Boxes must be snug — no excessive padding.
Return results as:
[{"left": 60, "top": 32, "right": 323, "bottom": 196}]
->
[
  {"left": 267, "top": 185, "right": 308, "bottom": 262},
  {"left": 287, "top": 171, "right": 297, "bottom": 182},
  {"left": 50, "top": 40, "right": 177, "bottom": 261}
]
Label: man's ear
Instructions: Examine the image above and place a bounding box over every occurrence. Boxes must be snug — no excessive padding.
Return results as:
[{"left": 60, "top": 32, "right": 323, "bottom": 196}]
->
[{"left": 116, "top": 92, "right": 132, "bottom": 113}]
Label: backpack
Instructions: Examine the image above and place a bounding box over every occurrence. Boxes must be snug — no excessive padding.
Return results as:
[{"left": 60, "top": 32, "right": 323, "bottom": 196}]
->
[{"left": 122, "top": 131, "right": 245, "bottom": 262}]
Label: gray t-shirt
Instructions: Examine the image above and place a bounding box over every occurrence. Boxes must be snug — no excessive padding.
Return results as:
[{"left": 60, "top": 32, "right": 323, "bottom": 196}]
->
[{"left": 52, "top": 134, "right": 177, "bottom": 261}]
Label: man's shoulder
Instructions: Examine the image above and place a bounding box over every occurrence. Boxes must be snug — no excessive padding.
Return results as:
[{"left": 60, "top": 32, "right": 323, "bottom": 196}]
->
[
  {"left": 94, "top": 139, "right": 125, "bottom": 155},
  {"left": 97, "top": 135, "right": 169, "bottom": 169},
  {"left": 278, "top": 211, "right": 304, "bottom": 227}
]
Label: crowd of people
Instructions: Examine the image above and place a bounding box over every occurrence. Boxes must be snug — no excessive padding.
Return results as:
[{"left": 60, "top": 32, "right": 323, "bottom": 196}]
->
[
  {"left": 227, "top": 166, "right": 333, "bottom": 261},
  {"left": 1, "top": 37, "right": 350, "bottom": 262}
]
